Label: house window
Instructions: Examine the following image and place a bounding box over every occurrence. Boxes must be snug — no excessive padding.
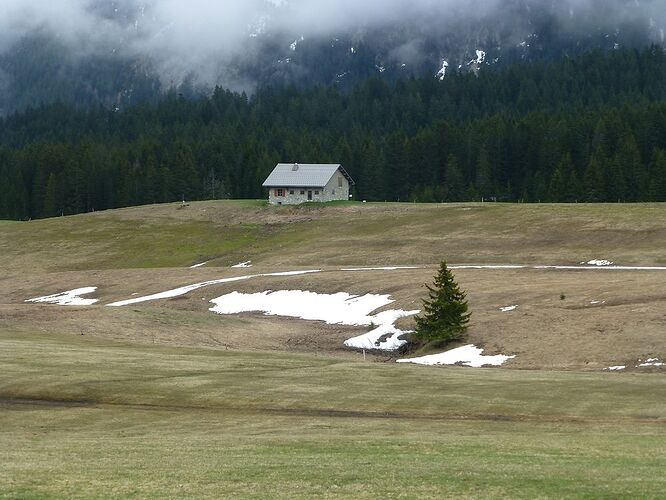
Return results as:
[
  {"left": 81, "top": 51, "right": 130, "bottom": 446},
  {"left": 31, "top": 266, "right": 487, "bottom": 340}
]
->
[
  {"left": 332, "top": 189, "right": 336, "bottom": 195},
  {"left": 300, "top": 190, "right": 305, "bottom": 195},
  {"left": 314, "top": 190, "right": 320, "bottom": 195},
  {"left": 276, "top": 188, "right": 285, "bottom": 197},
  {"left": 338, "top": 176, "right": 343, "bottom": 188},
  {"left": 289, "top": 190, "right": 295, "bottom": 195}
]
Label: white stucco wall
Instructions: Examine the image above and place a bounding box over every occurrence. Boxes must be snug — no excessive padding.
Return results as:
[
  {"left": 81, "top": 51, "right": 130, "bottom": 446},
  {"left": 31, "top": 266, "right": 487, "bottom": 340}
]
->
[{"left": 268, "top": 172, "right": 350, "bottom": 205}]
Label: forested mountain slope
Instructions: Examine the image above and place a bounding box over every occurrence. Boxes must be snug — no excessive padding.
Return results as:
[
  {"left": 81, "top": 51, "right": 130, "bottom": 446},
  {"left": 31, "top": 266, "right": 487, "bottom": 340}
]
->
[{"left": 2, "top": 47, "right": 666, "bottom": 220}]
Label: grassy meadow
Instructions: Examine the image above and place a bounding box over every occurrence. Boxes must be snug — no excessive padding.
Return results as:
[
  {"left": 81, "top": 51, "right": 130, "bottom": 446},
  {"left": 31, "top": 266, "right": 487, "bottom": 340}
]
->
[
  {"left": 2, "top": 201, "right": 666, "bottom": 497},
  {"left": 2, "top": 201, "right": 665, "bottom": 276},
  {"left": 2, "top": 329, "right": 666, "bottom": 498}
]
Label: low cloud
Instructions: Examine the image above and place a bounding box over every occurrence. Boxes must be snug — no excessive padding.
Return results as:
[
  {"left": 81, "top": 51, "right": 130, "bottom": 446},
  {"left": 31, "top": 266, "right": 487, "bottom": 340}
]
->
[{"left": 0, "top": 0, "right": 664, "bottom": 87}]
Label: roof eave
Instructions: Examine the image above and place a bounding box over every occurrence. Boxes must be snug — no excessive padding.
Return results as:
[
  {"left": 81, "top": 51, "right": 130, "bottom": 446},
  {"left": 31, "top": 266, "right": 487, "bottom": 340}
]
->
[
  {"left": 262, "top": 183, "right": 327, "bottom": 188},
  {"left": 337, "top": 165, "right": 355, "bottom": 186}
]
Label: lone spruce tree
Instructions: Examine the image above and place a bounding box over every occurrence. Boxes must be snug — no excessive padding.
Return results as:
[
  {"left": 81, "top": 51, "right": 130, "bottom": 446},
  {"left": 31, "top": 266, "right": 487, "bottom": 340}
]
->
[{"left": 414, "top": 261, "right": 470, "bottom": 343}]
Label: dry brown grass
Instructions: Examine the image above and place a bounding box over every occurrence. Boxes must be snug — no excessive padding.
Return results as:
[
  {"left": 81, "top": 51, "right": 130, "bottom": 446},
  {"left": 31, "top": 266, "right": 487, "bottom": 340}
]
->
[
  {"left": 2, "top": 264, "right": 664, "bottom": 371},
  {"left": 2, "top": 201, "right": 666, "bottom": 497},
  {"left": 1, "top": 201, "right": 665, "bottom": 370}
]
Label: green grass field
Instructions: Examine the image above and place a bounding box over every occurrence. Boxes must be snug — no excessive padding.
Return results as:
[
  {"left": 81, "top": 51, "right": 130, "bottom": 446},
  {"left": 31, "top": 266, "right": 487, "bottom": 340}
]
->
[
  {"left": 2, "top": 201, "right": 665, "bottom": 498},
  {"left": 2, "top": 330, "right": 666, "bottom": 498},
  {"left": 2, "top": 201, "right": 665, "bottom": 276}
]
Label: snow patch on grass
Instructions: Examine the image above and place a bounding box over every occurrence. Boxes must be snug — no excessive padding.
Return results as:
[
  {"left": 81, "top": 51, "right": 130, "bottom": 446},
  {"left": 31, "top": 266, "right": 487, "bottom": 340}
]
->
[
  {"left": 344, "top": 308, "right": 420, "bottom": 351},
  {"left": 637, "top": 358, "right": 664, "bottom": 367},
  {"left": 582, "top": 260, "right": 614, "bottom": 266},
  {"left": 190, "top": 262, "right": 208, "bottom": 268},
  {"left": 26, "top": 287, "right": 99, "bottom": 306},
  {"left": 398, "top": 344, "right": 515, "bottom": 368},
  {"left": 606, "top": 365, "right": 626, "bottom": 371},
  {"left": 500, "top": 305, "right": 518, "bottom": 312},
  {"left": 209, "top": 290, "right": 419, "bottom": 351},
  {"left": 449, "top": 263, "right": 666, "bottom": 271},
  {"left": 232, "top": 261, "right": 252, "bottom": 268},
  {"left": 450, "top": 265, "right": 527, "bottom": 270},
  {"left": 341, "top": 266, "right": 420, "bottom": 272},
  {"left": 107, "top": 270, "right": 320, "bottom": 307}
]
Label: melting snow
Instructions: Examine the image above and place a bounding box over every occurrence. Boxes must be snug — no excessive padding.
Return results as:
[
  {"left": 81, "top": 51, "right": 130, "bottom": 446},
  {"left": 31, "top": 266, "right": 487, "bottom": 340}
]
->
[
  {"left": 583, "top": 260, "right": 614, "bottom": 267},
  {"left": 449, "top": 264, "right": 666, "bottom": 271},
  {"left": 209, "top": 290, "right": 419, "bottom": 351},
  {"left": 290, "top": 36, "right": 304, "bottom": 51},
  {"left": 637, "top": 358, "right": 664, "bottom": 367},
  {"left": 190, "top": 262, "right": 208, "bottom": 269},
  {"left": 467, "top": 50, "right": 486, "bottom": 68},
  {"left": 398, "top": 344, "right": 515, "bottom": 368},
  {"left": 26, "top": 287, "right": 99, "bottom": 306},
  {"left": 344, "top": 307, "right": 420, "bottom": 351},
  {"left": 232, "top": 261, "right": 253, "bottom": 268},
  {"left": 606, "top": 366, "right": 626, "bottom": 371},
  {"left": 436, "top": 60, "right": 449, "bottom": 80},
  {"left": 107, "top": 270, "right": 320, "bottom": 307},
  {"left": 451, "top": 265, "right": 526, "bottom": 270},
  {"left": 341, "top": 266, "right": 420, "bottom": 272},
  {"left": 500, "top": 305, "right": 518, "bottom": 312}
]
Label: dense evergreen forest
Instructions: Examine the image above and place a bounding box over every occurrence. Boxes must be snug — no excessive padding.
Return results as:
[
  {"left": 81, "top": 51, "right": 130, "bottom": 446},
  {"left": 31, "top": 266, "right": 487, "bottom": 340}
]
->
[{"left": 2, "top": 46, "right": 666, "bottom": 220}]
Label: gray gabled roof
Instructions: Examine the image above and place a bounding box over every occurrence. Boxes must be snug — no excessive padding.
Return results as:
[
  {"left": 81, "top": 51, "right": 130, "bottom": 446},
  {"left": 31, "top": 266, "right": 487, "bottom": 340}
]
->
[{"left": 262, "top": 163, "right": 355, "bottom": 188}]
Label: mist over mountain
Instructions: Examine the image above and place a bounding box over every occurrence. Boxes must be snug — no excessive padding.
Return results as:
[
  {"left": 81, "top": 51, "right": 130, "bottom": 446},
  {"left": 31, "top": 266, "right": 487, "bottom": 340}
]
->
[{"left": 0, "top": 0, "right": 664, "bottom": 114}]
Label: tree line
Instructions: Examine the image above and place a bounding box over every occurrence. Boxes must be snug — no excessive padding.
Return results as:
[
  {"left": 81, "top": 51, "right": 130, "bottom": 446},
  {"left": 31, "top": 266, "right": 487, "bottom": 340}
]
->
[{"left": 2, "top": 46, "right": 666, "bottom": 220}]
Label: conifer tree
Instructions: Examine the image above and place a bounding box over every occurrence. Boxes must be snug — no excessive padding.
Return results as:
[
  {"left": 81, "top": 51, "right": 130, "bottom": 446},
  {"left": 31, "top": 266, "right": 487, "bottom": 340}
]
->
[
  {"left": 43, "top": 173, "right": 59, "bottom": 217},
  {"left": 475, "top": 146, "right": 493, "bottom": 200},
  {"left": 583, "top": 156, "right": 606, "bottom": 202},
  {"left": 414, "top": 261, "right": 471, "bottom": 343},
  {"left": 444, "top": 154, "right": 465, "bottom": 202},
  {"left": 649, "top": 149, "right": 666, "bottom": 202}
]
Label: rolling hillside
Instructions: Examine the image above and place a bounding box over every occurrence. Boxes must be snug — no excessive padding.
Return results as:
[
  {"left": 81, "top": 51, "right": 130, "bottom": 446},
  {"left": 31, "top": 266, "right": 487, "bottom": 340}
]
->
[
  {"left": 2, "top": 201, "right": 665, "bottom": 497},
  {"left": 2, "top": 200, "right": 665, "bottom": 369}
]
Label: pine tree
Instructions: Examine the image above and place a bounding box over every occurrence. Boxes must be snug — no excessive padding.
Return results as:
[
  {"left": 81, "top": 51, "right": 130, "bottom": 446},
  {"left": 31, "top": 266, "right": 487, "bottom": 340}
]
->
[
  {"left": 583, "top": 156, "right": 606, "bottom": 202},
  {"left": 414, "top": 261, "right": 471, "bottom": 343},
  {"left": 443, "top": 154, "right": 465, "bottom": 202},
  {"left": 475, "top": 146, "right": 493, "bottom": 200},
  {"left": 649, "top": 149, "right": 666, "bottom": 202},
  {"left": 43, "top": 173, "right": 59, "bottom": 217}
]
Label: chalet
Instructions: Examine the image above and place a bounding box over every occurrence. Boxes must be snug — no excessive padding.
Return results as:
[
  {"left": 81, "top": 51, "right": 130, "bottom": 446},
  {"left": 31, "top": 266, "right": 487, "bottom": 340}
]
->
[{"left": 262, "top": 163, "right": 355, "bottom": 205}]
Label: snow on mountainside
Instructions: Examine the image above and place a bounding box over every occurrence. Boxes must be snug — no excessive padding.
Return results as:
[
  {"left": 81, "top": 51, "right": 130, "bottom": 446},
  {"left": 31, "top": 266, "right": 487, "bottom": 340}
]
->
[{"left": 0, "top": 0, "right": 664, "bottom": 114}]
